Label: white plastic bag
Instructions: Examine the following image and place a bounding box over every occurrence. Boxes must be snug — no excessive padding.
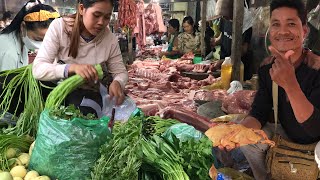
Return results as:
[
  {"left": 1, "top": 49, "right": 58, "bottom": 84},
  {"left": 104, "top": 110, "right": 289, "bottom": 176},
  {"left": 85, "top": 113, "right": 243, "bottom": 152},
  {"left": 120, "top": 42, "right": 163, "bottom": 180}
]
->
[
  {"left": 308, "top": 4, "right": 320, "bottom": 31},
  {"left": 207, "top": 0, "right": 217, "bottom": 20},
  {"left": 242, "top": 0, "right": 254, "bottom": 33},
  {"left": 227, "top": 81, "right": 243, "bottom": 94},
  {"left": 80, "top": 84, "right": 137, "bottom": 122}
]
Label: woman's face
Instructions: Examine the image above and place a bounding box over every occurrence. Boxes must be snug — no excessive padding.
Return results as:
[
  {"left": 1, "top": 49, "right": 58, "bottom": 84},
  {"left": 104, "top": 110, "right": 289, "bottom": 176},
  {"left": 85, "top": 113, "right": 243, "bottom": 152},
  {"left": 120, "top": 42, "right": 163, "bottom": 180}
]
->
[
  {"left": 168, "top": 24, "right": 176, "bottom": 34},
  {"left": 183, "top": 22, "right": 193, "bottom": 34},
  {"left": 27, "top": 28, "right": 48, "bottom": 41},
  {"left": 80, "top": 1, "right": 113, "bottom": 36}
]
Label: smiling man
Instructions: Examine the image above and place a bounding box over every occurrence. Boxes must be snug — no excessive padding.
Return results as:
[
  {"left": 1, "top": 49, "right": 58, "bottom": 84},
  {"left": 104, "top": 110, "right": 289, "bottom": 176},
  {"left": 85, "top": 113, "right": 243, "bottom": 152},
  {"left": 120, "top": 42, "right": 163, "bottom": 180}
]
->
[{"left": 216, "top": 0, "right": 320, "bottom": 179}]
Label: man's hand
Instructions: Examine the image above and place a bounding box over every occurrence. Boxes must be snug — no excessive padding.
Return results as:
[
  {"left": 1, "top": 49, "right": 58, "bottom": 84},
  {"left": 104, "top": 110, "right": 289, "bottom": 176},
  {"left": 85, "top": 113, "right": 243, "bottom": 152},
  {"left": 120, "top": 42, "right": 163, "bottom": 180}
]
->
[
  {"left": 109, "top": 80, "right": 125, "bottom": 106},
  {"left": 269, "top": 46, "right": 297, "bottom": 91},
  {"left": 69, "top": 64, "right": 98, "bottom": 83}
]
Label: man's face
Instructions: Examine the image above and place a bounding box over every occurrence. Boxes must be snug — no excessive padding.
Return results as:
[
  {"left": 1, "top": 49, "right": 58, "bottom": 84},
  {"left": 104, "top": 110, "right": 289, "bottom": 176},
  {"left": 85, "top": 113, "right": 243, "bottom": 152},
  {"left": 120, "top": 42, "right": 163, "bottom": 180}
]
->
[{"left": 269, "top": 7, "right": 308, "bottom": 53}]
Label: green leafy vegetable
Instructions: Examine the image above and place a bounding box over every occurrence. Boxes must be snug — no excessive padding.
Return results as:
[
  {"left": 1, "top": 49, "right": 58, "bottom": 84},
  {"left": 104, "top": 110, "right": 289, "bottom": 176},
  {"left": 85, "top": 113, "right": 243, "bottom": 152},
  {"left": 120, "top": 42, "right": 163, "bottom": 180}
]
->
[
  {"left": 177, "top": 136, "right": 214, "bottom": 180},
  {"left": 142, "top": 116, "right": 179, "bottom": 138},
  {"left": 141, "top": 135, "right": 190, "bottom": 180},
  {"left": 92, "top": 115, "right": 143, "bottom": 180},
  {"left": 0, "top": 65, "right": 44, "bottom": 136},
  {"left": 49, "top": 105, "right": 97, "bottom": 120}
]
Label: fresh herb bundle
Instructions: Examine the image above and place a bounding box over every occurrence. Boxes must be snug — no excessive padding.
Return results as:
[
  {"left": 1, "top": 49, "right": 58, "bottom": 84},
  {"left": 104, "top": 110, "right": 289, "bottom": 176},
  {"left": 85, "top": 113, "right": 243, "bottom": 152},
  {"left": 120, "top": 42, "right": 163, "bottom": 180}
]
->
[
  {"left": 177, "top": 136, "right": 214, "bottom": 180},
  {"left": 141, "top": 135, "right": 190, "bottom": 180},
  {"left": 49, "top": 105, "right": 97, "bottom": 120},
  {"left": 92, "top": 115, "right": 143, "bottom": 180},
  {"left": 142, "top": 116, "right": 179, "bottom": 138}
]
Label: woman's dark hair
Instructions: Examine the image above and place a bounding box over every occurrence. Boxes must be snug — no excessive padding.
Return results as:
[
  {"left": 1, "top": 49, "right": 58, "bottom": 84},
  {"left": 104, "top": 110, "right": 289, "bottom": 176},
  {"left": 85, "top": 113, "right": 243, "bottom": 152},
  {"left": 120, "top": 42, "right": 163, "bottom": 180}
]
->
[
  {"left": 1, "top": 0, "right": 57, "bottom": 35},
  {"left": 68, "top": 0, "right": 114, "bottom": 58},
  {"left": 182, "top": 16, "right": 199, "bottom": 36},
  {"left": 168, "top": 19, "right": 179, "bottom": 32},
  {"left": 270, "top": 0, "right": 307, "bottom": 25},
  {"left": 2, "top": 11, "right": 12, "bottom": 21}
]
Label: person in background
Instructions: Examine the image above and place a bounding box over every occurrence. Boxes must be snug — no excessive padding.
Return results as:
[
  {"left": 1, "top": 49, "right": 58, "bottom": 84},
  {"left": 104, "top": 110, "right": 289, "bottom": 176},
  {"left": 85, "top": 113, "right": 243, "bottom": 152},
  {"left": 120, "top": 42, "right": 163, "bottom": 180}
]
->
[
  {"left": 205, "top": 21, "right": 215, "bottom": 57},
  {"left": 159, "top": 18, "right": 180, "bottom": 59},
  {"left": 0, "top": 0, "right": 59, "bottom": 71},
  {"left": 211, "top": 0, "right": 253, "bottom": 80},
  {"left": 2, "top": 11, "right": 12, "bottom": 27},
  {"left": 217, "top": 0, "right": 320, "bottom": 179},
  {"left": 178, "top": 16, "right": 201, "bottom": 55},
  {"left": 32, "top": 0, "right": 128, "bottom": 114}
]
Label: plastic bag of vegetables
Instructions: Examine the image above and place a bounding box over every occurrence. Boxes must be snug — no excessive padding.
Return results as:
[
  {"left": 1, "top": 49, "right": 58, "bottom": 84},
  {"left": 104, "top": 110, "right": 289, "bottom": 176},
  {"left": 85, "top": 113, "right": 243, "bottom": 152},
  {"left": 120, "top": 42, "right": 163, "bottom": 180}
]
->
[
  {"left": 163, "top": 123, "right": 203, "bottom": 142},
  {"left": 29, "top": 109, "right": 111, "bottom": 180}
]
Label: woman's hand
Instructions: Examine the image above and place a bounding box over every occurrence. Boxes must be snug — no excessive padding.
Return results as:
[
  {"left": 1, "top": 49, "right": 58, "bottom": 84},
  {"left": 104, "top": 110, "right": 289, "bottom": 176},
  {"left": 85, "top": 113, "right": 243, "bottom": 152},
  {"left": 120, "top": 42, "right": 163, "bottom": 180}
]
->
[
  {"left": 69, "top": 64, "right": 98, "bottom": 83},
  {"left": 109, "top": 80, "right": 125, "bottom": 105}
]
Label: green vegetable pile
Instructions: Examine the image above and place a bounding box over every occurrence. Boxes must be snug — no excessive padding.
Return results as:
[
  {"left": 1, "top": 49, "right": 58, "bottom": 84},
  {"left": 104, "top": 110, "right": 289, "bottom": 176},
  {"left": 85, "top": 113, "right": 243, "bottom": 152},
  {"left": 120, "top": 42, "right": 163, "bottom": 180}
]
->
[
  {"left": 92, "top": 115, "right": 143, "bottom": 180},
  {"left": 49, "top": 105, "right": 97, "bottom": 120},
  {"left": 92, "top": 114, "right": 214, "bottom": 180},
  {"left": 141, "top": 136, "right": 189, "bottom": 180},
  {"left": 0, "top": 65, "right": 44, "bottom": 136},
  {"left": 0, "top": 64, "right": 103, "bottom": 136}
]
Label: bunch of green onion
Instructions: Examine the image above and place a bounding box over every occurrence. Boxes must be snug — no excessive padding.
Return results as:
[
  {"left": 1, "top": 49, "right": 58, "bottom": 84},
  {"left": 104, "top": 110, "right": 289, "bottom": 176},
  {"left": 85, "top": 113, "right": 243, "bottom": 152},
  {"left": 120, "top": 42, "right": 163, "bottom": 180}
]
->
[
  {"left": 141, "top": 136, "right": 190, "bottom": 180},
  {"left": 45, "top": 64, "right": 103, "bottom": 109}
]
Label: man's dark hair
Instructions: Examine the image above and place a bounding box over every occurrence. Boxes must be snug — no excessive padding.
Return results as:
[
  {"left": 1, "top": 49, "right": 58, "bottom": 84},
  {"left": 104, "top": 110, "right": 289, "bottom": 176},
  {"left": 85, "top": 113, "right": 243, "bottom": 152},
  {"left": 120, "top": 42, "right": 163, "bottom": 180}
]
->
[{"left": 270, "top": 0, "right": 307, "bottom": 25}]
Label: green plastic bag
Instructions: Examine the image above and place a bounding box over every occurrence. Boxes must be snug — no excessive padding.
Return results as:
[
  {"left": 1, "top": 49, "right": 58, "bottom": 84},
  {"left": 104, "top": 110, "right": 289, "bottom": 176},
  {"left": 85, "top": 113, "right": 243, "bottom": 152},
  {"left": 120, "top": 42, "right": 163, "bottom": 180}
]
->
[
  {"left": 29, "top": 110, "right": 111, "bottom": 180},
  {"left": 163, "top": 123, "right": 203, "bottom": 142}
]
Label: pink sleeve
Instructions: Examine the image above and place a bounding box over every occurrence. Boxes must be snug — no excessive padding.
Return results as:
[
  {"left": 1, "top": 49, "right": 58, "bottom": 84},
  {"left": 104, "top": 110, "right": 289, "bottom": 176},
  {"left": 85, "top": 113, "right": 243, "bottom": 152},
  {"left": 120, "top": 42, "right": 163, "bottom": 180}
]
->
[{"left": 32, "top": 18, "right": 66, "bottom": 81}]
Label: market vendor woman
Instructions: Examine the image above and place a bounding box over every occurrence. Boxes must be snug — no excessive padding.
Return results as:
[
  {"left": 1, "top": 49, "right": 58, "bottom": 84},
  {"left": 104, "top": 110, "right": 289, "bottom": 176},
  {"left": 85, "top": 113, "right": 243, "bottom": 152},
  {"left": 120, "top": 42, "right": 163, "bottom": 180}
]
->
[
  {"left": 0, "top": 1, "right": 59, "bottom": 71},
  {"left": 32, "top": 0, "right": 128, "bottom": 113},
  {"left": 178, "top": 16, "right": 201, "bottom": 54},
  {"left": 159, "top": 19, "right": 180, "bottom": 59}
]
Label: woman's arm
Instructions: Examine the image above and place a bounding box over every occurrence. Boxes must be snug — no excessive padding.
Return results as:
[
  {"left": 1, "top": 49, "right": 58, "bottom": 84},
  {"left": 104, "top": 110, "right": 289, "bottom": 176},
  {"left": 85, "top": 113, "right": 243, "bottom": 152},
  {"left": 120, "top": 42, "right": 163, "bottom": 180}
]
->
[
  {"left": 106, "top": 36, "right": 128, "bottom": 90},
  {"left": 32, "top": 19, "right": 66, "bottom": 81}
]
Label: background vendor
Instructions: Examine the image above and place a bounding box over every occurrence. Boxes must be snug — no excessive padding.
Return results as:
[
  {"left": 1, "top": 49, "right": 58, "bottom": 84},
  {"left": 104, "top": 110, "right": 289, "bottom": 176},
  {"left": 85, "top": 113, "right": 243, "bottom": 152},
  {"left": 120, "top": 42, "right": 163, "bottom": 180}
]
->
[
  {"left": 159, "top": 19, "right": 180, "bottom": 59},
  {"left": 178, "top": 16, "right": 201, "bottom": 55}
]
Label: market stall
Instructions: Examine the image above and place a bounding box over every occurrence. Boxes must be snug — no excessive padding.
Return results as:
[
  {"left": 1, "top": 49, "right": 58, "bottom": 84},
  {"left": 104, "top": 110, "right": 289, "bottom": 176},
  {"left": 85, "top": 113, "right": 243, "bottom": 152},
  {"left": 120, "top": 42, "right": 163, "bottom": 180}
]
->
[{"left": 3, "top": 0, "right": 317, "bottom": 180}]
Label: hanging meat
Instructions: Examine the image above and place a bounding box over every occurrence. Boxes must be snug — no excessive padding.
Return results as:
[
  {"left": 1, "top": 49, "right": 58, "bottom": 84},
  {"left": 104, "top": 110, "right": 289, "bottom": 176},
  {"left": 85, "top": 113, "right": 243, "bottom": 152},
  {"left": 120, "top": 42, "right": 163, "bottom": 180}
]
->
[
  {"left": 118, "top": 0, "right": 137, "bottom": 30},
  {"left": 144, "top": 3, "right": 166, "bottom": 35},
  {"left": 134, "top": 0, "right": 146, "bottom": 49}
]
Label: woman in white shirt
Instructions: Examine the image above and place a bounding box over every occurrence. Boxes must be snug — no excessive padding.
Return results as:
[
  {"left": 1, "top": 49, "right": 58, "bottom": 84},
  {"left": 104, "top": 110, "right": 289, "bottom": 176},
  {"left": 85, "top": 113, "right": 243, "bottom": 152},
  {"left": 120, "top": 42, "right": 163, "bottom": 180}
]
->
[
  {"left": 0, "top": 0, "right": 59, "bottom": 71},
  {"left": 32, "top": 0, "right": 128, "bottom": 114}
]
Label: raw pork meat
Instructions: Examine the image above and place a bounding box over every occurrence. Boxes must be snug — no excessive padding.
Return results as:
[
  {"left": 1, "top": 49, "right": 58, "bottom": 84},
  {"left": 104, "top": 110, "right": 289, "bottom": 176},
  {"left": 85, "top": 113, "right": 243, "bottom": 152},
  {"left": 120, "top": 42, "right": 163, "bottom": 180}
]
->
[{"left": 222, "top": 90, "right": 256, "bottom": 114}]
